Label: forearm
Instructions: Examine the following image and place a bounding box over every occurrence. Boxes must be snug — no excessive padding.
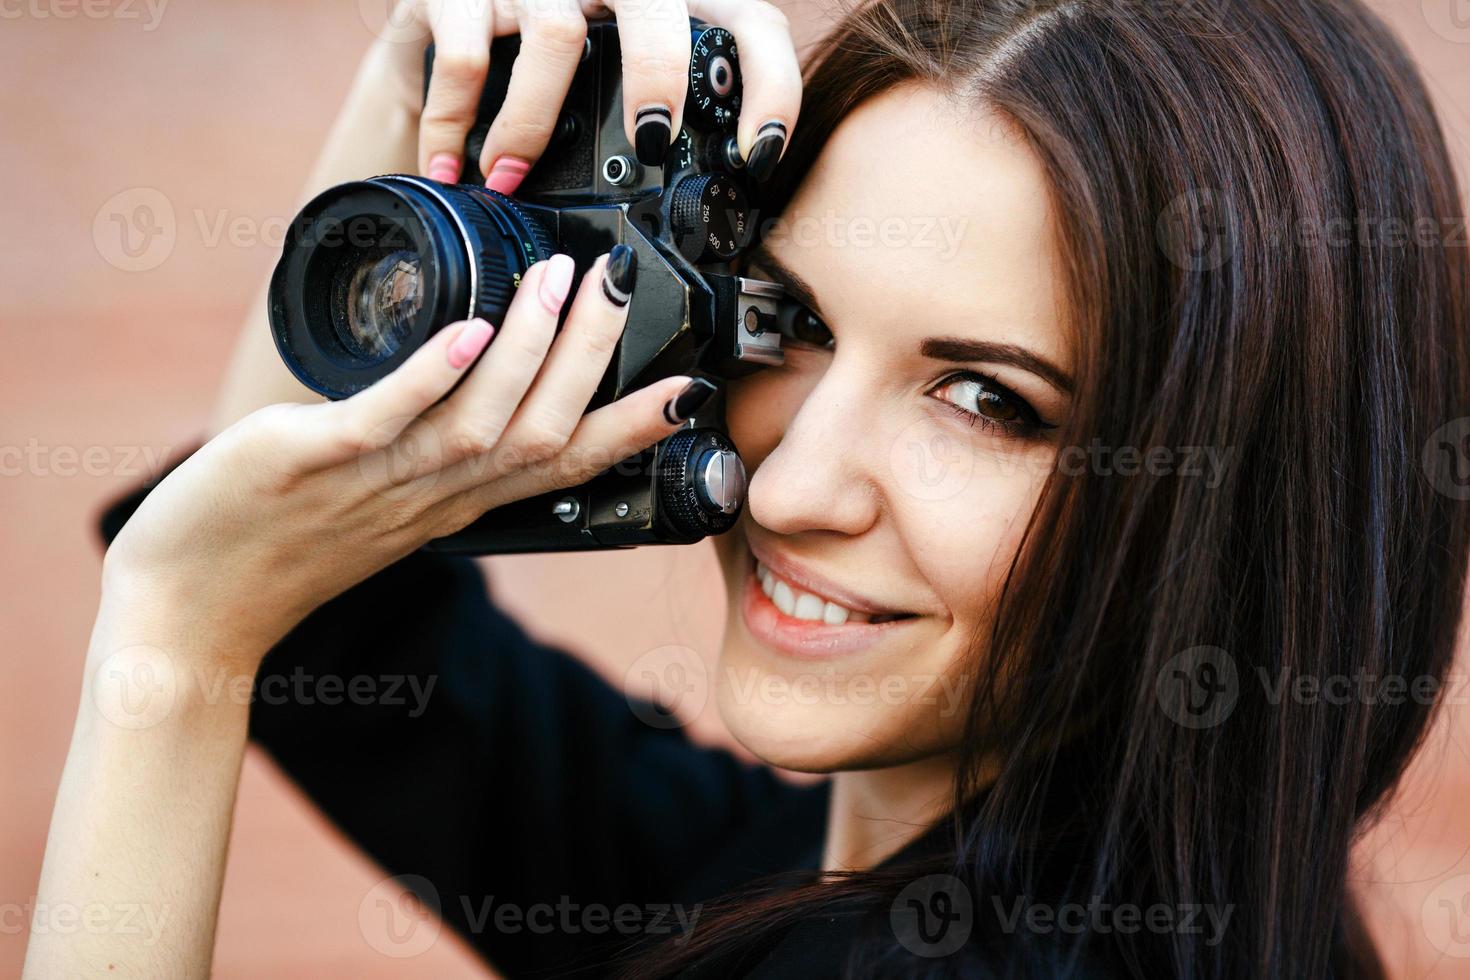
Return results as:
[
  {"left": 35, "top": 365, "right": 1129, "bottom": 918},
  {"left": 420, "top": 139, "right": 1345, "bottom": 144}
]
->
[
  {"left": 23, "top": 595, "right": 260, "bottom": 979},
  {"left": 210, "top": 39, "right": 422, "bottom": 436}
]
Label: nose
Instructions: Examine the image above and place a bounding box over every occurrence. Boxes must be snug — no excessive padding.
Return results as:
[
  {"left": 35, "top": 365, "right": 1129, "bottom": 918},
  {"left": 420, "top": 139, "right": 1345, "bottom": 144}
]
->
[{"left": 744, "top": 366, "right": 882, "bottom": 538}]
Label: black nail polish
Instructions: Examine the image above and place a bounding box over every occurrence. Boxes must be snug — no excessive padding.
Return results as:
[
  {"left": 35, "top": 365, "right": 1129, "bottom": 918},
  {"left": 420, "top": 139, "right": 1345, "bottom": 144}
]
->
[
  {"left": 663, "top": 377, "right": 719, "bottom": 425},
  {"left": 602, "top": 245, "right": 637, "bottom": 307},
  {"left": 634, "top": 104, "right": 673, "bottom": 167},
  {"left": 744, "top": 121, "right": 788, "bottom": 182}
]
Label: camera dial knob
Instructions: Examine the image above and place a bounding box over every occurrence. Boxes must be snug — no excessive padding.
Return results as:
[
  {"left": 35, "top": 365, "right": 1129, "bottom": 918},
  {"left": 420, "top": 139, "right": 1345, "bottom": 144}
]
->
[
  {"left": 655, "top": 428, "right": 746, "bottom": 541},
  {"left": 670, "top": 174, "right": 749, "bottom": 263},
  {"left": 688, "top": 26, "right": 742, "bottom": 129}
]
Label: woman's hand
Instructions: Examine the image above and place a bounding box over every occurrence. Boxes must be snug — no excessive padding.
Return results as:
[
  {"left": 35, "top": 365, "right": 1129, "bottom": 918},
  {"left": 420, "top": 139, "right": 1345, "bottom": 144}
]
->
[
  {"left": 372, "top": 0, "right": 802, "bottom": 187},
  {"left": 109, "top": 248, "right": 710, "bottom": 664}
]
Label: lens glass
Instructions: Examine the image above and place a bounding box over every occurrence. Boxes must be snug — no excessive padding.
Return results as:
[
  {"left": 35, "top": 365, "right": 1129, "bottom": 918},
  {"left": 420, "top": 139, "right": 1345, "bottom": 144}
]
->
[{"left": 338, "top": 248, "right": 423, "bottom": 362}]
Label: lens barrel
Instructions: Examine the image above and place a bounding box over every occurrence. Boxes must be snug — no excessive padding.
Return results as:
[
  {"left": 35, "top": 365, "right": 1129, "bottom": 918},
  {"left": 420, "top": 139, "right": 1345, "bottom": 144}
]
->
[{"left": 270, "top": 175, "right": 555, "bottom": 399}]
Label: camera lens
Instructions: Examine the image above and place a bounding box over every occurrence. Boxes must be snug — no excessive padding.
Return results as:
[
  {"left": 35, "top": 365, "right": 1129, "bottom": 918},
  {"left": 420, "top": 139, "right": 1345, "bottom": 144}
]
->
[
  {"left": 270, "top": 176, "right": 554, "bottom": 398},
  {"left": 340, "top": 248, "right": 423, "bottom": 361}
]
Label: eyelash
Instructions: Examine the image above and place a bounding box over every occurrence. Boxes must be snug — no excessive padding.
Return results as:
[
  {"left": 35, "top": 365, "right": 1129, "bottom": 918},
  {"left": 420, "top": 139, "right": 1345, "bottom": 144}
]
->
[
  {"left": 774, "top": 308, "right": 1055, "bottom": 437},
  {"left": 928, "top": 371, "right": 1057, "bottom": 437}
]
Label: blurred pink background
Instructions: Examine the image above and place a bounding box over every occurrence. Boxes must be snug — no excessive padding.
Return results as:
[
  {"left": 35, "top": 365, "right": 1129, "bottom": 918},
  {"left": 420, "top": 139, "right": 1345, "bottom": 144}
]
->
[{"left": 2, "top": 1, "right": 1469, "bottom": 976}]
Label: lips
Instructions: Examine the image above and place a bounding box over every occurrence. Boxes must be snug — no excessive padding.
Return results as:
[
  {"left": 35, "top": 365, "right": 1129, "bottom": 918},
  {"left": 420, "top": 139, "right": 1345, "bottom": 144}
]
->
[
  {"left": 754, "top": 560, "right": 914, "bottom": 625},
  {"left": 738, "top": 542, "right": 923, "bottom": 660}
]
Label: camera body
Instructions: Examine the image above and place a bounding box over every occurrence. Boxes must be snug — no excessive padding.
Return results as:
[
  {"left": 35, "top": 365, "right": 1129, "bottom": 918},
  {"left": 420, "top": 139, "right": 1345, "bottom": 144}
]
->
[{"left": 270, "top": 22, "right": 798, "bottom": 554}]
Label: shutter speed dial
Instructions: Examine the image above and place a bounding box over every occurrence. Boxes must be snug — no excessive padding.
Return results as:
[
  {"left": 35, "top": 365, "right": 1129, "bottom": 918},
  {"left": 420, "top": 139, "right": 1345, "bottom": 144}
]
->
[
  {"left": 688, "top": 26, "right": 742, "bottom": 129},
  {"left": 670, "top": 174, "right": 749, "bottom": 262},
  {"left": 656, "top": 429, "right": 746, "bottom": 541}
]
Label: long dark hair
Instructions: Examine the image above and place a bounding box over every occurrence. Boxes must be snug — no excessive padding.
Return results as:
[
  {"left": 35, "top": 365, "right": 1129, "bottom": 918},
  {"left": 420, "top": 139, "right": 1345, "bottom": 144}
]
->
[{"left": 625, "top": 0, "right": 1470, "bottom": 976}]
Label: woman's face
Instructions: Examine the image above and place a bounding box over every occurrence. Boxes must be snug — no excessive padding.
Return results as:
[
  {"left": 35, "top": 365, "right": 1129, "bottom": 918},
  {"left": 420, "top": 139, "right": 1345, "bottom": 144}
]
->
[{"left": 712, "top": 83, "right": 1074, "bottom": 773}]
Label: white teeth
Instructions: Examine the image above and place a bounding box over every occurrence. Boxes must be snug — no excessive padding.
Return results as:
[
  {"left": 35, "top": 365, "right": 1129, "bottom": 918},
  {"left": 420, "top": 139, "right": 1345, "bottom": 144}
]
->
[
  {"left": 792, "top": 593, "right": 825, "bottom": 621},
  {"left": 772, "top": 580, "right": 796, "bottom": 616},
  {"left": 756, "top": 557, "right": 865, "bottom": 624}
]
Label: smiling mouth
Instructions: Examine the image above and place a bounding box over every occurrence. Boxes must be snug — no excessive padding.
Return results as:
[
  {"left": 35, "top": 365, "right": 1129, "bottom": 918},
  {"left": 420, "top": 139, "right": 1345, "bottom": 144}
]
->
[{"left": 752, "top": 559, "right": 918, "bottom": 625}]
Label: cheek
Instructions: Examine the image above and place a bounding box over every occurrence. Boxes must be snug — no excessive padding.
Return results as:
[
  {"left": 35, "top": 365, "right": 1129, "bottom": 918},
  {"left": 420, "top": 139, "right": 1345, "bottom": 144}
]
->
[
  {"left": 724, "top": 362, "right": 817, "bottom": 469},
  {"left": 899, "top": 447, "right": 1054, "bottom": 628}
]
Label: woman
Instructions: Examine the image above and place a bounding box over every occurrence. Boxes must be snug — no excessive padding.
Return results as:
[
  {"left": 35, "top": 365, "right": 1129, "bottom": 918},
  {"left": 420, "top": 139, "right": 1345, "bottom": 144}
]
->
[{"left": 26, "top": 0, "right": 1470, "bottom": 976}]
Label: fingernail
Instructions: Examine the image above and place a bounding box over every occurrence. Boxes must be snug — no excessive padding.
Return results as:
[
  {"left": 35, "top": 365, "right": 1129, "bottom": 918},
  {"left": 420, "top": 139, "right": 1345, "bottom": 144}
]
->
[
  {"left": 427, "top": 152, "right": 462, "bottom": 184},
  {"left": 485, "top": 155, "right": 531, "bottom": 195},
  {"left": 601, "top": 245, "right": 637, "bottom": 307},
  {"left": 662, "top": 377, "right": 719, "bottom": 425},
  {"left": 538, "top": 254, "right": 576, "bottom": 313},
  {"left": 634, "top": 104, "right": 673, "bottom": 167},
  {"left": 744, "top": 120, "right": 788, "bottom": 182},
  {"left": 447, "top": 319, "right": 495, "bottom": 369}
]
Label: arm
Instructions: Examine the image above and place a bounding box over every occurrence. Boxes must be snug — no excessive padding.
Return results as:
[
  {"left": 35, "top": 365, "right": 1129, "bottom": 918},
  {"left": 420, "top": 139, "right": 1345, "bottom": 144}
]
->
[
  {"left": 27, "top": 246, "right": 705, "bottom": 976},
  {"left": 22, "top": 593, "right": 254, "bottom": 979}
]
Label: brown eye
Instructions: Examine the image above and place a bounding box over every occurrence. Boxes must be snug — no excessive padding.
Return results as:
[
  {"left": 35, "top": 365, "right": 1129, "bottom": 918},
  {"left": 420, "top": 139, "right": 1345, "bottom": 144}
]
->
[{"left": 931, "top": 372, "right": 1053, "bottom": 433}]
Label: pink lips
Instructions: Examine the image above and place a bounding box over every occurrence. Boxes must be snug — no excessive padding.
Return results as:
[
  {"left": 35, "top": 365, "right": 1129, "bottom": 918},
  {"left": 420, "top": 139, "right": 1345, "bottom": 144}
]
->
[{"left": 739, "top": 556, "right": 921, "bottom": 660}]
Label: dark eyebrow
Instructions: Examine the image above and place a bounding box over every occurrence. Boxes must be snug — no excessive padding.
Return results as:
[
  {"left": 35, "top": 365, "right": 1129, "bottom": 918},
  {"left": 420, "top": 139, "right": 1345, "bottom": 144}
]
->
[
  {"left": 920, "top": 337, "right": 1074, "bottom": 394},
  {"left": 744, "top": 245, "right": 826, "bottom": 320}
]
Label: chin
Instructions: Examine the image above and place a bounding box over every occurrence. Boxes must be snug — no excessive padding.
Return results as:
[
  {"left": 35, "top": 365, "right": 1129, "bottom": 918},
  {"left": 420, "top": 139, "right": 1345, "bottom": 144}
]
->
[{"left": 712, "top": 630, "right": 960, "bottom": 774}]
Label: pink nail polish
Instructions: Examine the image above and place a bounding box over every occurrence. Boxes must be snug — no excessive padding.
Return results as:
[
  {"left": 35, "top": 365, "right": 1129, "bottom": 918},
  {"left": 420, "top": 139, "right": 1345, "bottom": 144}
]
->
[
  {"left": 485, "top": 155, "right": 531, "bottom": 195},
  {"left": 427, "top": 152, "right": 461, "bottom": 184},
  {"left": 538, "top": 254, "right": 576, "bottom": 313},
  {"left": 447, "top": 319, "right": 495, "bottom": 369}
]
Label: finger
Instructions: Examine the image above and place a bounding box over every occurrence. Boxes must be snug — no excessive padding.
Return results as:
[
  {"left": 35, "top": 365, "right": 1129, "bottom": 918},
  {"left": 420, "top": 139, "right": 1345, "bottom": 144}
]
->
[
  {"left": 419, "top": 0, "right": 498, "bottom": 181},
  {"left": 604, "top": 0, "right": 692, "bottom": 169},
  {"left": 477, "top": 0, "right": 589, "bottom": 193},
  {"left": 300, "top": 317, "right": 497, "bottom": 463},
  {"left": 687, "top": 0, "right": 800, "bottom": 181},
  {"left": 416, "top": 253, "right": 578, "bottom": 467},
  {"left": 451, "top": 373, "right": 720, "bottom": 509},
  {"left": 498, "top": 245, "right": 636, "bottom": 456}
]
